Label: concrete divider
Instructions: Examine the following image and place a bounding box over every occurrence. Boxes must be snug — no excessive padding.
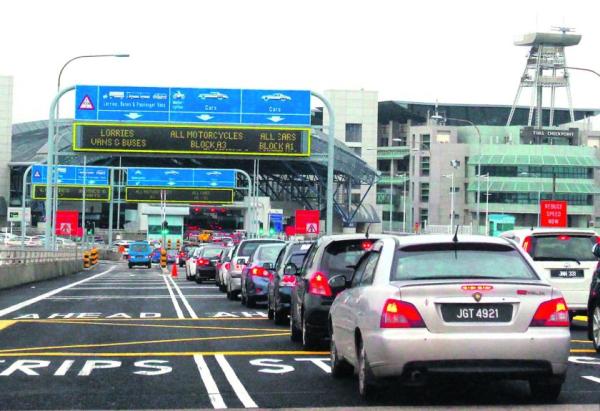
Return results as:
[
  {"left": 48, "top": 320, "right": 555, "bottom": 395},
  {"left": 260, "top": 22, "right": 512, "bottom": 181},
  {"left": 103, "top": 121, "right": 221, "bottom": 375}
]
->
[
  {"left": 0, "top": 260, "right": 82, "bottom": 290},
  {"left": 99, "top": 249, "right": 122, "bottom": 261}
]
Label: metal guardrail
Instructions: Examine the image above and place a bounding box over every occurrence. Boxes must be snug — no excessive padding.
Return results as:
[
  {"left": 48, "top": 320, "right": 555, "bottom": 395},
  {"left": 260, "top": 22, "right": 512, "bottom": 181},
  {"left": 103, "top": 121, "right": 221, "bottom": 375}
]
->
[{"left": 0, "top": 248, "right": 80, "bottom": 265}]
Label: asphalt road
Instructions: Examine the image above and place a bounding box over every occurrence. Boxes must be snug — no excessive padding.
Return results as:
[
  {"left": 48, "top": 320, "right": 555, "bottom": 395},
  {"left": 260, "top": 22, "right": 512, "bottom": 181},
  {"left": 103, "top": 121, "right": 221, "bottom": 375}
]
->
[{"left": 0, "top": 260, "right": 599, "bottom": 410}]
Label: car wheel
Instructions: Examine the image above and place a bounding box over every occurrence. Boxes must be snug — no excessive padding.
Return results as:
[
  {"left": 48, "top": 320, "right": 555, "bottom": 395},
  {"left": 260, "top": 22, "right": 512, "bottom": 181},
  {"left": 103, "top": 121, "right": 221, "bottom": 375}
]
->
[
  {"left": 246, "top": 295, "right": 256, "bottom": 308},
  {"left": 226, "top": 282, "right": 235, "bottom": 300},
  {"left": 290, "top": 312, "right": 302, "bottom": 342},
  {"left": 529, "top": 377, "right": 563, "bottom": 402},
  {"left": 302, "top": 315, "right": 319, "bottom": 349},
  {"left": 330, "top": 331, "right": 353, "bottom": 378},
  {"left": 592, "top": 306, "right": 600, "bottom": 352},
  {"left": 195, "top": 275, "right": 202, "bottom": 284},
  {"left": 147, "top": 263, "right": 152, "bottom": 269},
  {"left": 267, "top": 307, "right": 274, "bottom": 320},
  {"left": 358, "top": 339, "right": 377, "bottom": 399},
  {"left": 219, "top": 283, "right": 227, "bottom": 292},
  {"left": 240, "top": 289, "right": 247, "bottom": 306},
  {"left": 128, "top": 263, "right": 132, "bottom": 269}
]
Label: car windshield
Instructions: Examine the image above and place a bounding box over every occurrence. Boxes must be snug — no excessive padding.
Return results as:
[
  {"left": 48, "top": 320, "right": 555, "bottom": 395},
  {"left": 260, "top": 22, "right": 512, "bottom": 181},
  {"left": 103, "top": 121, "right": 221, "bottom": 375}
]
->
[
  {"left": 202, "top": 247, "right": 224, "bottom": 258},
  {"left": 130, "top": 244, "right": 150, "bottom": 253},
  {"left": 530, "top": 235, "right": 596, "bottom": 262},
  {"left": 238, "top": 241, "right": 283, "bottom": 257},
  {"left": 255, "top": 244, "right": 286, "bottom": 262},
  {"left": 321, "top": 240, "right": 373, "bottom": 279},
  {"left": 392, "top": 243, "right": 538, "bottom": 281}
]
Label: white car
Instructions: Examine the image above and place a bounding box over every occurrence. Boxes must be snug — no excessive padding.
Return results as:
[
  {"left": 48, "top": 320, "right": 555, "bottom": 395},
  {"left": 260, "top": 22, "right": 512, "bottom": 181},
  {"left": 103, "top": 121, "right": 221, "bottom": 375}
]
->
[
  {"left": 198, "top": 91, "right": 228, "bottom": 100},
  {"left": 329, "top": 235, "right": 570, "bottom": 401},
  {"left": 261, "top": 93, "right": 291, "bottom": 102},
  {"left": 501, "top": 228, "right": 598, "bottom": 316}
]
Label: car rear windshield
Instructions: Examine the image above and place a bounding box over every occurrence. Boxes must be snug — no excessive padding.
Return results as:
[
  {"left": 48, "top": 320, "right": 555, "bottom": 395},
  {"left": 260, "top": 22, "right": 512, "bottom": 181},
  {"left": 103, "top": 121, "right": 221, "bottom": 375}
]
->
[
  {"left": 256, "top": 244, "right": 286, "bottom": 262},
  {"left": 322, "top": 240, "right": 372, "bottom": 279},
  {"left": 238, "top": 241, "right": 283, "bottom": 257},
  {"left": 289, "top": 252, "right": 307, "bottom": 267},
  {"left": 392, "top": 243, "right": 537, "bottom": 281},
  {"left": 130, "top": 244, "right": 150, "bottom": 253},
  {"left": 202, "top": 247, "right": 224, "bottom": 258},
  {"left": 530, "top": 235, "right": 596, "bottom": 262}
]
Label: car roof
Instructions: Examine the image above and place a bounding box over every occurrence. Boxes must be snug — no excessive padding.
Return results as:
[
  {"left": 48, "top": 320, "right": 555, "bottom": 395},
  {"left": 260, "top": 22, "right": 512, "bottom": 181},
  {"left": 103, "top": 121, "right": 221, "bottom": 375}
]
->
[
  {"left": 500, "top": 228, "right": 597, "bottom": 237},
  {"left": 395, "top": 234, "right": 515, "bottom": 248},
  {"left": 317, "top": 233, "right": 390, "bottom": 245}
]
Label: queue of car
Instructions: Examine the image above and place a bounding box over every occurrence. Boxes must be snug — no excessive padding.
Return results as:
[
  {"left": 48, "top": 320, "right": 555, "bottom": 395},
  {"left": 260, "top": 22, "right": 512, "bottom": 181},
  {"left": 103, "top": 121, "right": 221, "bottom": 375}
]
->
[{"left": 127, "top": 227, "right": 600, "bottom": 402}]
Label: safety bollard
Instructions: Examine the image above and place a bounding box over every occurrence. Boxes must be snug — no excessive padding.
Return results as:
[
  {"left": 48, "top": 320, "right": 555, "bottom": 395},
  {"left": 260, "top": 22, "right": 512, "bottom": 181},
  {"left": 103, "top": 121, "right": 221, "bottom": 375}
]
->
[
  {"left": 91, "top": 247, "right": 97, "bottom": 265},
  {"left": 83, "top": 250, "right": 91, "bottom": 269},
  {"left": 160, "top": 248, "right": 167, "bottom": 269}
]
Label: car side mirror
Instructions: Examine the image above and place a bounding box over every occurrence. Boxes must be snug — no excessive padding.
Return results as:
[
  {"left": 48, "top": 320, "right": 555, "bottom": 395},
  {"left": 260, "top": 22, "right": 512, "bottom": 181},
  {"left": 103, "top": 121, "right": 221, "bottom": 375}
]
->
[
  {"left": 263, "top": 262, "right": 274, "bottom": 271},
  {"left": 284, "top": 263, "right": 298, "bottom": 276},
  {"left": 328, "top": 275, "right": 349, "bottom": 294},
  {"left": 237, "top": 258, "right": 246, "bottom": 265},
  {"left": 593, "top": 243, "right": 600, "bottom": 259}
]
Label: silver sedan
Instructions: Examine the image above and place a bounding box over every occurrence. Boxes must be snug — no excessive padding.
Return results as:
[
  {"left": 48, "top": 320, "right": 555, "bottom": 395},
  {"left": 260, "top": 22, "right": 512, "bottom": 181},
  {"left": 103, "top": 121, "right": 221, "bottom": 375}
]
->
[{"left": 328, "top": 235, "right": 571, "bottom": 401}]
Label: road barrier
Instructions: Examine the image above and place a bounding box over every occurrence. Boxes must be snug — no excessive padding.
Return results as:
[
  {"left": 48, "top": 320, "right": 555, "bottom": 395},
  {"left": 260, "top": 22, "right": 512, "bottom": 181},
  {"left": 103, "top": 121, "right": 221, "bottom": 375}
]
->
[
  {"left": 160, "top": 248, "right": 167, "bottom": 269},
  {"left": 91, "top": 247, "right": 98, "bottom": 266},
  {"left": 0, "top": 249, "right": 79, "bottom": 265},
  {"left": 83, "top": 250, "right": 91, "bottom": 268}
]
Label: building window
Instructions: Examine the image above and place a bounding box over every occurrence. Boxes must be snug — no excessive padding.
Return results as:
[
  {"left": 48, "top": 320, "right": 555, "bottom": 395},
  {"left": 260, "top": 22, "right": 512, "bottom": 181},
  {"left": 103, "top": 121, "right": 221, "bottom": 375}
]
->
[
  {"left": 351, "top": 193, "right": 361, "bottom": 203},
  {"left": 480, "top": 165, "right": 593, "bottom": 179},
  {"left": 481, "top": 192, "right": 593, "bottom": 206},
  {"left": 345, "top": 123, "right": 362, "bottom": 143},
  {"left": 420, "top": 183, "right": 429, "bottom": 202},
  {"left": 420, "top": 156, "right": 430, "bottom": 176},
  {"left": 419, "top": 208, "right": 428, "bottom": 225},
  {"left": 437, "top": 131, "right": 451, "bottom": 144},
  {"left": 420, "top": 134, "right": 430, "bottom": 150},
  {"left": 411, "top": 134, "right": 416, "bottom": 149}
]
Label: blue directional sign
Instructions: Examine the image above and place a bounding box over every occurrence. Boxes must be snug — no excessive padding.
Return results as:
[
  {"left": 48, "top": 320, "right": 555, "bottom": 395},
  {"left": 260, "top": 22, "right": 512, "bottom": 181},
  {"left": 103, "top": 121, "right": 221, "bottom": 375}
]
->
[
  {"left": 127, "top": 167, "right": 236, "bottom": 188},
  {"left": 31, "top": 165, "right": 109, "bottom": 186},
  {"left": 269, "top": 213, "right": 283, "bottom": 234},
  {"left": 75, "top": 85, "right": 311, "bottom": 126}
]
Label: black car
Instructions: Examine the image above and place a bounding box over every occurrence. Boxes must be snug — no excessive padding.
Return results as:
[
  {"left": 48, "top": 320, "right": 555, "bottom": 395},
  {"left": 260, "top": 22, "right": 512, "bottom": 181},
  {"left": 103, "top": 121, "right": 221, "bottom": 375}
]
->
[
  {"left": 267, "top": 241, "right": 313, "bottom": 324},
  {"left": 194, "top": 245, "right": 226, "bottom": 284},
  {"left": 588, "top": 244, "right": 600, "bottom": 352},
  {"left": 289, "top": 234, "right": 385, "bottom": 348}
]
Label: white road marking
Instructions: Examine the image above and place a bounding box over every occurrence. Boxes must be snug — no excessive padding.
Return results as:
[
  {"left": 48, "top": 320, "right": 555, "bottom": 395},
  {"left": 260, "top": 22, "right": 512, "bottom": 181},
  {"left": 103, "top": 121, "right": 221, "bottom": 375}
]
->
[
  {"left": 70, "top": 286, "right": 218, "bottom": 290},
  {"left": 583, "top": 376, "right": 600, "bottom": 384},
  {"left": 168, "top": 276, "right": 198, "bottom": 319},
  {"left": 193, "top": 355, "right": 227, "bottom": 409},
  {"left": 45, "top": 295, "right": 225, "bottom": 300},
  {"left": 0, "top": 266, "right": 116, "bottom": 318},
  {"left": 163, "top": 276, "right": 185, "bottom": 319},
  {"left": 215, "top": 355, "right": 258, "bottom": 408}
]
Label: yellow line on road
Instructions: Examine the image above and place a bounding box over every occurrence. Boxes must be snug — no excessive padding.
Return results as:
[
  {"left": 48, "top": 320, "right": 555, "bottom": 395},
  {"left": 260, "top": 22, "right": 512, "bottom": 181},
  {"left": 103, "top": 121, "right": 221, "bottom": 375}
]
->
[
  {"left": 571, "top": 339, "right": 592, "bottom": 344},
  {"left": 24, "top": 319, "right": 283, "bottom": 333},
  {"left": 0, "top": 350, "right": 330, "bottom": 357},
  {"left": 573, "top": 315, "right": 588, "bottom": 322},
  {"left": 0, "top": 320, "right": 15, "bottom": 331},
  {"left": 0, "top": 332, "right": 290, "bottom": 353},
  {"left": 570, "top": 349, "right": 597, "bottom": 353},
  {"left": 14, "top": 317, "right": 268, "bottom": 322}
]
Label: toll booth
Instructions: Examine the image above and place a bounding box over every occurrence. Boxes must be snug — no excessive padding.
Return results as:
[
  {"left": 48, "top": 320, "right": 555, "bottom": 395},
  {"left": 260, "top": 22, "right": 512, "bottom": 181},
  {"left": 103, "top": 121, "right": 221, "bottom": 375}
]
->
[
  {"left": 138, "top": 204, "right": 187, "bottom": 248},
  {"left": 488, "top": 214, "right": 516, "bottom": 237}
]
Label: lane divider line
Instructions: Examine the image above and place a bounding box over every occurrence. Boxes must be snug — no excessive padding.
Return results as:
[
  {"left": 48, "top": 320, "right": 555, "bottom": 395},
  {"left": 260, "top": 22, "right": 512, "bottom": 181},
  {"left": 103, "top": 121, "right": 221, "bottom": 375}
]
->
[
  {"left": 163, "top": 276, "right": 185, "bottom": 319},
  {"left": 0, "top": 332, "right": 290, "bottom": 353},
  {"left": 14, "top": 318, "right": 269, "bottom": 322},
  {"left": 583, "top": 376, "right": 600, "bottom": 384},
  {"left": 0, "top": 266, "right": 116, "bottom": 318},
  {"left": 22, "top": 319, "right": 285, "bottom": 332},
  {"left": 215, "top": 354, "right": 258, "bottom": 408},
  {"left": 0, "top": 320, "right": 16, "bottom": 331},
  {"left": 169, "top": 276, "right": 198, "bottom": 319},
  {"left": 0, "top": 350, "right": 352, "bottom": 357},
  {"left": 194, "top": 354, "right": 227, "bottom": 409}
]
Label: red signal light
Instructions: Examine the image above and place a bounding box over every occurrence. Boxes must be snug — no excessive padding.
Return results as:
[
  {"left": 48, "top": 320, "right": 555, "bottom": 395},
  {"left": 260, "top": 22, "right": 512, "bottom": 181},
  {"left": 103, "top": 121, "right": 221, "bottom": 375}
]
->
[
  {"left": 361, "top": 241, "right": 373, "bottom": 251},
  {"left": 461, "top": 285, "right": 493, "bottom": 292},
  {"left": 557, "top": 235, "right": 570, "bottom": 241}
]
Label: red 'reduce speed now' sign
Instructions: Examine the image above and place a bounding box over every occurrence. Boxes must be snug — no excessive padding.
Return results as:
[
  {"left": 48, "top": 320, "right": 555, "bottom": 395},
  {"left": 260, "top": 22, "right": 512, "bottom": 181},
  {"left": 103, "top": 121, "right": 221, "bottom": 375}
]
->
[{"left": 540, "top": 200, "right": 567, "bottom": 227}]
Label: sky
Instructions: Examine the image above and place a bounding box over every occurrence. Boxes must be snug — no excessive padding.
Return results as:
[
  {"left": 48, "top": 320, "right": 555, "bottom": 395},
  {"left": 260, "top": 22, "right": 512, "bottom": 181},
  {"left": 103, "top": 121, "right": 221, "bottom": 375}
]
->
[{"left": 3, "top": 0, "right": 600, "bottom": 123}]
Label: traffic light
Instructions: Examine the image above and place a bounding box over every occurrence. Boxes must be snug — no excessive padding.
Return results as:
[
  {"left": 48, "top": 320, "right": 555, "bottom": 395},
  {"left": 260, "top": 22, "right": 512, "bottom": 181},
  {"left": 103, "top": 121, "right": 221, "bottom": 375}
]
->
[
  {"left": 269, "top": 227, "right": 275, "bottom": 236},
  {"left": 258, "top": 221, "right": 264, "bottom": 236},
  {"left": 85, "top": 221, "right": 94, "bottom": 235},
  {"left": 161, "top": 220, "right": 169, "bottom": 235}
]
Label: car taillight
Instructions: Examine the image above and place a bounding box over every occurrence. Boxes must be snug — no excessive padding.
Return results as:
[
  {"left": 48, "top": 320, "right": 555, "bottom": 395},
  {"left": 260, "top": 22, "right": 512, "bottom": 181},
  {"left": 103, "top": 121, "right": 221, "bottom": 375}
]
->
[
  {"left": 179, "top": 252, "right": 185, "bottom": 257},
  {"left": 251, "top": 267, "right": 269, "bottom": 277},
  {"left": 281, "top": 275, "right": 297, "bottom": 287},
  {"left": 380, "top": 299, "right": 425, "bottom": 328},
  {"left": 224, "top": 262, "right": 231, "bottom": 270},
  {"left": 308, "top": 272, "right": 331, "bottom": 297},
  {"left": 595, "top": 236, "right": 600, "bottom": 244},
  {"left": 198, "top": 258, "right": 210, "bottom": 266},
  {"left": 530, "top": 297, "right": 569, "bottom": 327},
  {"left": 522, "top": 236, "right": 532, "bottom": 254}
]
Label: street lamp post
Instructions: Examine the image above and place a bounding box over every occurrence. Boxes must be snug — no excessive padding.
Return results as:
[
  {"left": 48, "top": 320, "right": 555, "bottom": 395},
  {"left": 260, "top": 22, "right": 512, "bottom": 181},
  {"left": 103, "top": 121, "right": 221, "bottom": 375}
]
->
[
  {"left": 431, "top": 114, "right": 482, "bottom": 232},
  {"left": 53, "top": 53, "right": 129, "bottom": 248}
]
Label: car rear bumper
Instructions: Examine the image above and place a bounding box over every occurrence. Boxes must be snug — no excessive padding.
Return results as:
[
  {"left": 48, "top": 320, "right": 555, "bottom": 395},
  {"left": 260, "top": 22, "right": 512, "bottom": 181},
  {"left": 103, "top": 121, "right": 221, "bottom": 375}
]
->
[
  {"left": 229, "top": 276, "right": 241, "bottom": 291},
  {"left": 196, "top": 267, "right": 217, "bottom": 279},
  {"left": 246, "top": 277, "right": 269, "bottom": 299},
  {"left": 364, "top": 328, "right": 570, "bottom": 379}
]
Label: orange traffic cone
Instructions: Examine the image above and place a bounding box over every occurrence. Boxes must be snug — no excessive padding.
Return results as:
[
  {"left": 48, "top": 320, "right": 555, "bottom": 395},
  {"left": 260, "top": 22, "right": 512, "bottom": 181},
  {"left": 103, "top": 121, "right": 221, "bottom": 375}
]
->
[{"left": 171, "top": 263, "right": 178, "bottom": 278}]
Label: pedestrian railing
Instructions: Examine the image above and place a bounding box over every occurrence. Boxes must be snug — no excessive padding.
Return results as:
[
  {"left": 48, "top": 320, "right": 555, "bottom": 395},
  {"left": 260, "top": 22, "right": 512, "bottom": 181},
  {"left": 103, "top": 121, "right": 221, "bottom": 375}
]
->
[{"left": 0, "top": 248, "right": 80, "bottom": 265}]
